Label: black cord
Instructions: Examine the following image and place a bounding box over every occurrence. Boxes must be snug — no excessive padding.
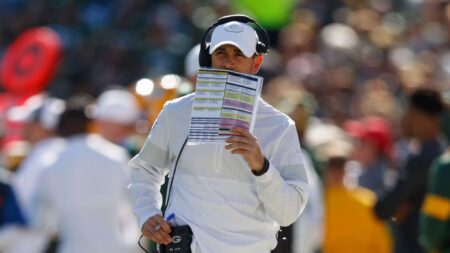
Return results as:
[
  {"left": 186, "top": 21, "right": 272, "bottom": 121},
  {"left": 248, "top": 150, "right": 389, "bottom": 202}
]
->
[
  {"left": 138, "top": 234, "right": 151, "bottom": 253},
  {"left": 163, "top": 136, "right": 188, "bottom": 215}
]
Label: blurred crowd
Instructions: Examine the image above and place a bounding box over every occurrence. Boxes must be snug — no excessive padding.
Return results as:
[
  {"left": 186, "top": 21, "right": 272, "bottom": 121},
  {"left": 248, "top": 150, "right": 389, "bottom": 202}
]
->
[{"left": 0, "top": 0, "right": 450, "bottom": 253}]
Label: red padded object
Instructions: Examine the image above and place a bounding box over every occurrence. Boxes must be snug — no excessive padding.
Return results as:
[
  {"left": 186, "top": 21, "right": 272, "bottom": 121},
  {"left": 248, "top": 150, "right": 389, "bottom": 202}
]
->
[{"left": 1, "top": 27, "right": 62, "bottom": 95}]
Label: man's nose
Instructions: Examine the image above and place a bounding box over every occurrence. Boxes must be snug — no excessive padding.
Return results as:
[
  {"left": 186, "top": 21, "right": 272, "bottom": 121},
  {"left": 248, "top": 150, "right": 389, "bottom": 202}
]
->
[{"left": 221, "top": 55, "right": 234, "bottom": 70}]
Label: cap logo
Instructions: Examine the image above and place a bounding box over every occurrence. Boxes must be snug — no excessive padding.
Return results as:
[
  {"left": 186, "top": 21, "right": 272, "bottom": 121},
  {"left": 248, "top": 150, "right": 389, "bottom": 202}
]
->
[{"left": 224, "top": 23, "right": 244, "bottom": 33}]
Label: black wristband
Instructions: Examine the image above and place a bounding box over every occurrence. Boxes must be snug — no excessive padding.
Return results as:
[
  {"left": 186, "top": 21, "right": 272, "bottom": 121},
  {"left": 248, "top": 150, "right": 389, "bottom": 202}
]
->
[{"left": 252, "top": 157, "right": 270, "bottom": 176}]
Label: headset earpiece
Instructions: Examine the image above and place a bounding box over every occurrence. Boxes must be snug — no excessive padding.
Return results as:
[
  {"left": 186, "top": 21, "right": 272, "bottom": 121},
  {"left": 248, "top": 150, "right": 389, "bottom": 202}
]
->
[
  {"left": 256, "top": 41, "right": 268, "bottom": 54},
  {"left": 198, "top": 14, "right": 270, "bottom": 67}
]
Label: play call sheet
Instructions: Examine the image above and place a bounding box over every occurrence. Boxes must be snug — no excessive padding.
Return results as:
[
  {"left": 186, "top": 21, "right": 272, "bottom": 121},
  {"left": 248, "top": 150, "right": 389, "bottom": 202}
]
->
[{"left": 188, "top": 68, "right": 263, "bottom": 143}]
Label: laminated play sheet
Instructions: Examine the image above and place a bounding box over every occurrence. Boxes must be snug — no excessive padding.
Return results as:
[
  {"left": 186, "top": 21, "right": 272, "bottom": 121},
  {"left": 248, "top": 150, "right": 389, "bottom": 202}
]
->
[{"left": 188, "top": 68, "right": 263, "bottom": 144}]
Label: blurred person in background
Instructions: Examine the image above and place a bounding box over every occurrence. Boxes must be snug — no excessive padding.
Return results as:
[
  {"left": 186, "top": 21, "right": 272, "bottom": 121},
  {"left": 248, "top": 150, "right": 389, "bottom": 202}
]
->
[
  {"left": 287, "top": 90, "right": 324, "bottom": 253},
  {"left": 375, "top": 88, "right": 446, "bottom": 253},
  {"left": 9, "top": 94, "right": 66, "bottom": 222},
  {"left": 32, "top": 95, "right": 139, "bottom": 253},
  {"left": 322, "top": 137, "right": 392, "bottom": 253},
  {"left": 91, "top": 88, "right": 142, "bottom": 156},
  {"left": 418, "top": 93, "right": 450, "bottom": 253},
  {"left": 344, "top": 115, "right": 398, "bottom": 197},
  {"left": 6, "top": 94, "right": 66, "bottom": 253}
]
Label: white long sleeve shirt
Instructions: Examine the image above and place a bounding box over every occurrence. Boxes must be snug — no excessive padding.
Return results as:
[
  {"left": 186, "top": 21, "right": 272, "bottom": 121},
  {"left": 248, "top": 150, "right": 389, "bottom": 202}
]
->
[
  {"left": 129, "top": 94, "right": 309, "bottom": 253},
  {"left": 12, "top": 137, "right": 65, "bottom": 221},
  {"left": 10, "top": 137, "right": 65, "bottom": 253},
  {"left": 32, "top": 134, "right": 140, "bottom": 253}
]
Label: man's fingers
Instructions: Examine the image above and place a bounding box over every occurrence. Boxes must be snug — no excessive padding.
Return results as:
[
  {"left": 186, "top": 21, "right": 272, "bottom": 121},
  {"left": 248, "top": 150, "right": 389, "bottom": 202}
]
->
[
  {"left": 148, "top": 230, "right": 165, "bottom": 244},
  {"left": 225, "top": 135, "right": 251, "bottom": 145},
  {"left": 144, "top": 225, "right": 171, "bottom": 245},
  {"left": 225, "top": 129, "right": 260, "bottom": 157},
  {"left": 142, "top": 215, "right": 172, "bottom": 245},
  {"left": 225, "top": 142, "right": 251, "bottom": 152},
  {"left": 153, "top": 229, "right": 172, "bottom": 245},
  {"left": 153, "top": 216, "right": 172, "bottom": 243},
  {"left": 225, "top": 127, "right": 264, "bottom": 171},
  {"left": 230, "top": 148, "right": 250, "bottom": 156},
  {"left": 230, "top": 127, "right": 256, "bottom": 140},
  {"left": 158, "top": 219, "right": 172, "bottom": 233}
]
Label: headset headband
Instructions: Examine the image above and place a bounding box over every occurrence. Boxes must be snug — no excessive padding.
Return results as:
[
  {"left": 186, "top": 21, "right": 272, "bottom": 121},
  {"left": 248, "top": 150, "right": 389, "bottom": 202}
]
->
[{"left": 198, "top": 14, "right": 270, "bottom": 67}]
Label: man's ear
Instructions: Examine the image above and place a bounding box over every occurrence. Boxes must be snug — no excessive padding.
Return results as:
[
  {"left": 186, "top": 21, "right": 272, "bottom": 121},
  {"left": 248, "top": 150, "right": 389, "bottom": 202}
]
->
[{"left": 252, "top": 55, "right": 264, "bottom": 74}]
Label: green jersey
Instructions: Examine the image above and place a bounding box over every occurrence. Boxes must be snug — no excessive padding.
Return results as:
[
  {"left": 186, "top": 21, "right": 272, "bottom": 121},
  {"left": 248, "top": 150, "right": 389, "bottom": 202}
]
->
[{"left": 420, "top": 149, "right": 450, "bottom": 253}]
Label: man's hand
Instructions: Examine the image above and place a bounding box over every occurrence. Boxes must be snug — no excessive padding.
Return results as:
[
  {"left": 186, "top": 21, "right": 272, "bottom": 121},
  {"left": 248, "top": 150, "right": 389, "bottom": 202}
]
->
[
  {"left": 225, "top": 127, "right": 265, "bottom": 173},
  {"left": 141, "top": 214, "right": 172, "bottom": 245}
]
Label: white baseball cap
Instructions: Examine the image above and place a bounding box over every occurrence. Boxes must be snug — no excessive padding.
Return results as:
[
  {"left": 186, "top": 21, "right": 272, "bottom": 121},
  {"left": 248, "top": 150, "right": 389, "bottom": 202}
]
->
[
  {"left": 209, "top": 21, "right": 259, "bottom": 58},
  {"left": 93, "top": 89, "right": 140, "bottom": 125}
]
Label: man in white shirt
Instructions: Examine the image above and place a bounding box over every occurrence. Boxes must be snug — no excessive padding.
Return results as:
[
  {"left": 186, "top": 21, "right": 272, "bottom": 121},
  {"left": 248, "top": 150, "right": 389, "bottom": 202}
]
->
[
  {"left": 6, "top": 94, "right": 65, "bottom": 253},
  {"left": 10, "top": 94, "right": 66, "bottom": 221},
  {"left": 32, "top": 95, "right": 139, "bottom": 253},
  {"left": 129, "top": 15, "right": 309, "bottom": 253}
]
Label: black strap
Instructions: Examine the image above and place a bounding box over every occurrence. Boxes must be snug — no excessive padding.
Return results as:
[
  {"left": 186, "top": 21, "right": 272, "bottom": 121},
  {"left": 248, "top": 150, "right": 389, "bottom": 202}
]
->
[
  {"left": 162, "top": 137, "right": 189, "bottom": 216},
  {"left": 138, "top": 234, "right": 150, "bottom": 253}
]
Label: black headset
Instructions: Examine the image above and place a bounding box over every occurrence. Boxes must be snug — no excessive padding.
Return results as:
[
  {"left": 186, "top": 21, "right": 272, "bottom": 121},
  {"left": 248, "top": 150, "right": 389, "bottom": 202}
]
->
[{"left": 198, "top": 14, "right": 270, "bottom": 67}]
